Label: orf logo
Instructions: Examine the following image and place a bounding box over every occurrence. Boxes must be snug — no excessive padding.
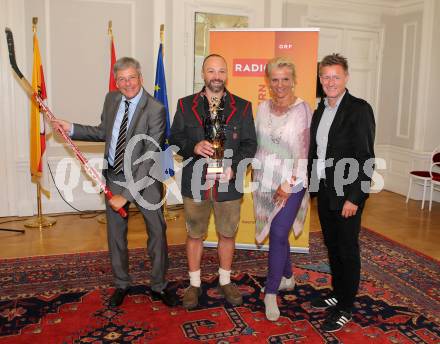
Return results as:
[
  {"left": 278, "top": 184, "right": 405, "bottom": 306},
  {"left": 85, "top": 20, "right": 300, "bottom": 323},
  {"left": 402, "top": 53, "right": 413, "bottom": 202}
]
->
[{"left": 233, "top": 59, "right": 268, "bottom": 77}]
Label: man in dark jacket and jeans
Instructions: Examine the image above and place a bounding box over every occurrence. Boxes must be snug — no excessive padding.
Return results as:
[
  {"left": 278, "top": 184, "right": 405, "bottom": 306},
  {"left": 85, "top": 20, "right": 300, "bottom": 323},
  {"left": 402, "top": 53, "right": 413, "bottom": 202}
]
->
[{"left": 170, "top": 54, "right": 257, "bottom": 309}]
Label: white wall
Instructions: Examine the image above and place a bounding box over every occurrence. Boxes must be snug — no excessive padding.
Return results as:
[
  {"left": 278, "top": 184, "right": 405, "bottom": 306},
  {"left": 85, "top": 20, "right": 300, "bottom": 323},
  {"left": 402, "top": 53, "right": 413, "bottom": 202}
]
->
[
  {"left": 285, "top": 0, "right": 440, "bottom": 201},
  {"left": 424, "top": 0, "right": 440, "bottom": 151},
  {"left": 378, "top": 11, "right": 423, "bottom": 149},
  {"left": 0, "top": 0, "right": 271, "bottom": 216},
  {"left": 377, "top": 0, "right": 440, "bottom": 197},
  {"left": 0, "top": 0, "right": 161, "bottom": 216},
  {"left": 1, "top": 0, "right": 29, "bottom": 216},
  {"left": 0, "top": 0, "right": 439, "bottom": 217}
]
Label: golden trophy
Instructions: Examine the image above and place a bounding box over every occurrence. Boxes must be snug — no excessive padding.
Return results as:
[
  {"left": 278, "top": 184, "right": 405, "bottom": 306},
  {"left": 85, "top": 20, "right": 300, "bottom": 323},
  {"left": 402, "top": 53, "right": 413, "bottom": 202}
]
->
[{"left": 205, "top": 96, "right": 226, "bottom": 179}]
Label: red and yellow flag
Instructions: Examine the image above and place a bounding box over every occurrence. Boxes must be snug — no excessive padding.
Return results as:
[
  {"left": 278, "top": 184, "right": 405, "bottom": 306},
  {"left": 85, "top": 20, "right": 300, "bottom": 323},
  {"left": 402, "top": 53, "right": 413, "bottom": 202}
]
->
[
  {"left": 30, "top": 31, "right": 50, "bottom": 195},
  {"left": 109, "top": 36, "right": 117, "bottom": 91}
]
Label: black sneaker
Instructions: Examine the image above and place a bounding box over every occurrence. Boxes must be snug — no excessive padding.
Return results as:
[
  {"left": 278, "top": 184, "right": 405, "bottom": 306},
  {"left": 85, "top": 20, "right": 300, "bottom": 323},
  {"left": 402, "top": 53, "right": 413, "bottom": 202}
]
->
[
  {"left": 311, "top": 296, "right": 338, "bottom": 310},
  {"left": 321, "top": 309, "right": 352, "bottom": 332}
]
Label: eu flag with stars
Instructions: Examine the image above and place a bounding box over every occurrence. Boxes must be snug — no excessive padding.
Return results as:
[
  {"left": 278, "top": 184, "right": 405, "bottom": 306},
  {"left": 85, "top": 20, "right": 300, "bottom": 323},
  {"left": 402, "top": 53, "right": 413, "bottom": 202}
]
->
[{"left": 154, "top": 43, "right": 174, "bottom": 178}]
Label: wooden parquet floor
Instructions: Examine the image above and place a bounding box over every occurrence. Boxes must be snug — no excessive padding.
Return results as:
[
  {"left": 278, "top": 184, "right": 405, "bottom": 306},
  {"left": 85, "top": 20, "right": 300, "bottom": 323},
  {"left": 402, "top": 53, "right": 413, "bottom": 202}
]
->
[{"left": 0, "top": 191, "right": 438, "bottom": 260}]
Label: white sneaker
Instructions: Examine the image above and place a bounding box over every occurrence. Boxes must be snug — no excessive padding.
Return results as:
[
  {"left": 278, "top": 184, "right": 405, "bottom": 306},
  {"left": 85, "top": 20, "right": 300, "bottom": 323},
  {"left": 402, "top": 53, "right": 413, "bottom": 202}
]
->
[
  {"left": 264, "top": 293, "right": 280, "bottom": 321},
  {"left": 262, "top": 276, "right": 295, "bottom": 292},
  {"left": 279, "top": 276, "right": 295, "bottom": 291}
]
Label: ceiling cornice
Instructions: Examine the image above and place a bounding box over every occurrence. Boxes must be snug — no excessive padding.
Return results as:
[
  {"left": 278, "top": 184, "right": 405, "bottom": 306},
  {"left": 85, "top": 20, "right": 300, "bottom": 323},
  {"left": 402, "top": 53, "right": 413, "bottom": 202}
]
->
[{"left": 285, "top": 0, "right": 424, "bottom": 15}]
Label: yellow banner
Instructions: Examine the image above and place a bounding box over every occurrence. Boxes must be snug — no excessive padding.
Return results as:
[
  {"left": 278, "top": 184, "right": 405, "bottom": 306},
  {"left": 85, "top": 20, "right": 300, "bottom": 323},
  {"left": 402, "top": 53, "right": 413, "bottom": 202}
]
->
[{"left": 206, "top": 29, "right": 319, "bottom": 252}]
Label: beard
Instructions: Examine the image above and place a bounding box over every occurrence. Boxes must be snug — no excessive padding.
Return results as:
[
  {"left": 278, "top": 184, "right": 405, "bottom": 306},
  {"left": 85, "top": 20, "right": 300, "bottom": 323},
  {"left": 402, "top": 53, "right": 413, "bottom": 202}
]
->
[{"left": 205, "top": 79, "right": 225, "bottom": 93}]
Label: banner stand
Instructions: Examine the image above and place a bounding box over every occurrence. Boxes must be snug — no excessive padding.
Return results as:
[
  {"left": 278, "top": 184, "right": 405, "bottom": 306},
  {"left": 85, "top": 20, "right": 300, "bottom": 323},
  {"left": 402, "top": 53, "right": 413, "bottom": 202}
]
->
[{"left": 206, "top": 28, "right": 319, "bottom": 253}]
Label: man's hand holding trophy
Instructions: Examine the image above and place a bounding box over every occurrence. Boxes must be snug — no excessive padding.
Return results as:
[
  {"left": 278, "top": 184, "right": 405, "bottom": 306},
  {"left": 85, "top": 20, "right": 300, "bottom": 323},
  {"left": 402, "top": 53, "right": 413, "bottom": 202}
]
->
[{"left": 203, "top": 96, "right": 231, "bottom": 181}]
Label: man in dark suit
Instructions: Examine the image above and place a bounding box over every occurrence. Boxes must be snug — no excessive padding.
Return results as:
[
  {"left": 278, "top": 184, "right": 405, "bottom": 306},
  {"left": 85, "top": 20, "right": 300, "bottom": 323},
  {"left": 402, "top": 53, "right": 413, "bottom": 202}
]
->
[
  {"left": 169, "top": 54, "right": 257, "bottom": 309},
  {"left": 308, "top": 54, "right": 376, "bottom": 332},
  {"left": 55, "top": 57, "right": 178, "bottom": 308}
]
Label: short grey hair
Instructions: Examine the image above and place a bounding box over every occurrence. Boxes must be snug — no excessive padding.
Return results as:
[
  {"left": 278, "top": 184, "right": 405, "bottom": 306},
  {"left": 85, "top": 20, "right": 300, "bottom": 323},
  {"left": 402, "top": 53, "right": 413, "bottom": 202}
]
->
[{"left": 113, "top": 57, "right": 142, "bottom": 77}]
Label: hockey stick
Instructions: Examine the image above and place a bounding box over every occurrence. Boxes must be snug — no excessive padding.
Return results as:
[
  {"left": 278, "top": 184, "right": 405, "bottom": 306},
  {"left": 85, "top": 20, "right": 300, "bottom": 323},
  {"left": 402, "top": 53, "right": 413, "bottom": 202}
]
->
[{"left": 5, "top": 28, "right": 127, "bottom": 218}]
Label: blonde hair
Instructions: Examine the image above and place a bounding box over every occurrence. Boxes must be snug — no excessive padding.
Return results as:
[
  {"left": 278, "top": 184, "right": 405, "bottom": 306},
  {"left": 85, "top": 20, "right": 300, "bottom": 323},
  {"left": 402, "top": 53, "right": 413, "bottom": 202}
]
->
[{"left": 265, "top": 56, "right": 297, "bottom": 83}]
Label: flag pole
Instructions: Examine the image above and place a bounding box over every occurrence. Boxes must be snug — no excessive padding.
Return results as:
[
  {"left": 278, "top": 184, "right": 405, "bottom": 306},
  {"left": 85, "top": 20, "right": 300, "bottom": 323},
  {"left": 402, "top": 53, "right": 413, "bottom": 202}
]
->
[
  {"left": 108, "top": 20, "right": 113, "bottom": 37},
  {"left": 25, "top": 17, "right": 56, "bottom": 229},
  {"left": 159, "top": 24, "right": 178, "bottom": 221},
  {"left": 160, "top": 24, "right": 164, "bottom": 55},
  {"left": 97, "top": 20, "right": 115, "bottom": 224}
]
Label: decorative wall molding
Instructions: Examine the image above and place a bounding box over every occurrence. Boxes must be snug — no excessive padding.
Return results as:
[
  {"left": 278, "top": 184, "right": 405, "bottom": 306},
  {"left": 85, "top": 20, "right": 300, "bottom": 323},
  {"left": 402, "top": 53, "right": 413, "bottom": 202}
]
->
[
  {"left": 414, "top": 0, "right": 434, "bottom": 151},
  {"left": 374, "top": 26, "right": 385, "bottom": 131},
  {"left": 302, "top": 17, "right": 382, "bottom": 120},
  {"left": 32, "top": 0, "right": 138, "bottom": 154},
  {"left": 15, "top": 152, "right": 184, "bottom": 216},
  {"left": 14, "top": 160, "right": 36, "bottom": 216},
  {"left": 266, "top": 0, "right": 283, "bottom": 27},
  {"left": 307, "top": 7, "right": 382, "bottom": 28},
  {"left": 376, "top": 144, "right": 440, "bottom": 202},
  {"left": 396, "top": 21, "right": 417, "bottom": 139},
  {"left": 15, "top": 155, "right": 105, "bottom": 216},
  {"left": 73, "top": 0, "right": 136, "bottom": 57},
  {"left": 287, "top": 0, "right": 424, "bottom": 16},
  {"left": 389, "top": 0, "right": 424, "bottom": 16},
  {"left": 0, "top": 0, "right": 28, "bottom": 216}
]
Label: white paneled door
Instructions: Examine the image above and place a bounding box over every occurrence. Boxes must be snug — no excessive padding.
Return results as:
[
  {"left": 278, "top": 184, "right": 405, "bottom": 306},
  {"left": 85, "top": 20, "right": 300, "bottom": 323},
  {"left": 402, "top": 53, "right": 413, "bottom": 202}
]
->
[{"left": 316, "top": 24, "right": 381, "bottom": 116}]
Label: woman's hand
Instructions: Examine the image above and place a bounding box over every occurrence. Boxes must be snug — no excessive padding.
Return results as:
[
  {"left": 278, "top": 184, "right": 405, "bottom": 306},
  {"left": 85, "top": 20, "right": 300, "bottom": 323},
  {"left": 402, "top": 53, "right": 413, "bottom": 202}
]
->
[{"left": 273, "top": 181, "right": 291, "bottom": 207}]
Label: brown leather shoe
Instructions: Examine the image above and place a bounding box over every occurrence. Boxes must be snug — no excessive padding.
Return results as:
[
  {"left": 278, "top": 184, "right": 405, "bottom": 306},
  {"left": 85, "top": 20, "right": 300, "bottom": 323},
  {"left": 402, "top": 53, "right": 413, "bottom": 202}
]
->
[
  {"left": 218, "top": 283, "right": 243, "bottom": 306},
  {"left": 182, "top": 286, "right": 201, "bottom": 309}
]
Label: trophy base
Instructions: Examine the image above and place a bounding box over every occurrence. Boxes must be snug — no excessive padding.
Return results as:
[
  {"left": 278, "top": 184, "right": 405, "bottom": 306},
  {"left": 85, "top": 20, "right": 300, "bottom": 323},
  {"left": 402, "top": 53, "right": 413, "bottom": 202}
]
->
[
  {"left": 207, "top": 166, "right": 224, "bottom": 174},
  {"left": 206, "top": 165, "right": 224, "bottom": 180}
]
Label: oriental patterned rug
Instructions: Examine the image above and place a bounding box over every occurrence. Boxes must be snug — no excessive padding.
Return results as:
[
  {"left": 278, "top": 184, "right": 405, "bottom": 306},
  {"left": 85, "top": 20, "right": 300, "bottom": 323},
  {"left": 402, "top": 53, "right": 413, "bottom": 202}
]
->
[{"left": 0, "top": 228, "right": 439, "bottom": 343}]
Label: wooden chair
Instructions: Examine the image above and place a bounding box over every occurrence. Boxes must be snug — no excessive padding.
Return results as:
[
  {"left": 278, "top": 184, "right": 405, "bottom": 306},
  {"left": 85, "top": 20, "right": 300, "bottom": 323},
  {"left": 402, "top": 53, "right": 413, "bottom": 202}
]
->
[{"left": 428, "top": 145, "right": 440, "bottom": 211}]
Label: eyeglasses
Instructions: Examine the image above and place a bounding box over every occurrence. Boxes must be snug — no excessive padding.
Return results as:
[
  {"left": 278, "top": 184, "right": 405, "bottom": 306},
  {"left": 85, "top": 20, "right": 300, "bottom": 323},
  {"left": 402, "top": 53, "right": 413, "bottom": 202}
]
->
[
  {"left": 116, "top": 75, "right": 139, "bottom": 84},
  {"left": 319, "top": 75, "right": 344, "bottom": 82}
]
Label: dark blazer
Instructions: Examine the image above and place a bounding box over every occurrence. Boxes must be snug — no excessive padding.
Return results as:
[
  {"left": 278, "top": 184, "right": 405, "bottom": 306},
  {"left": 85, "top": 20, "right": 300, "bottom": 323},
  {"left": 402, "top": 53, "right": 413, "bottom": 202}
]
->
[
  {"left": 169, "top": 89, "right": 257, "bottom": 201},
  {"left": 308, "top": 90, "right": 376, "bottom": 210},
  {"left": 72, "top": 89, "right": 166, "bottom": 204}
]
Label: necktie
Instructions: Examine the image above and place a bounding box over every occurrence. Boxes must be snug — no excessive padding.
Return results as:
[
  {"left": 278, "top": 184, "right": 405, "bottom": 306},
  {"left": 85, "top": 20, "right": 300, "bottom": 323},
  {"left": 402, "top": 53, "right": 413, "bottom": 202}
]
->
[{"left": 113, "top": 100, "right": 130, "bottom": 174}]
